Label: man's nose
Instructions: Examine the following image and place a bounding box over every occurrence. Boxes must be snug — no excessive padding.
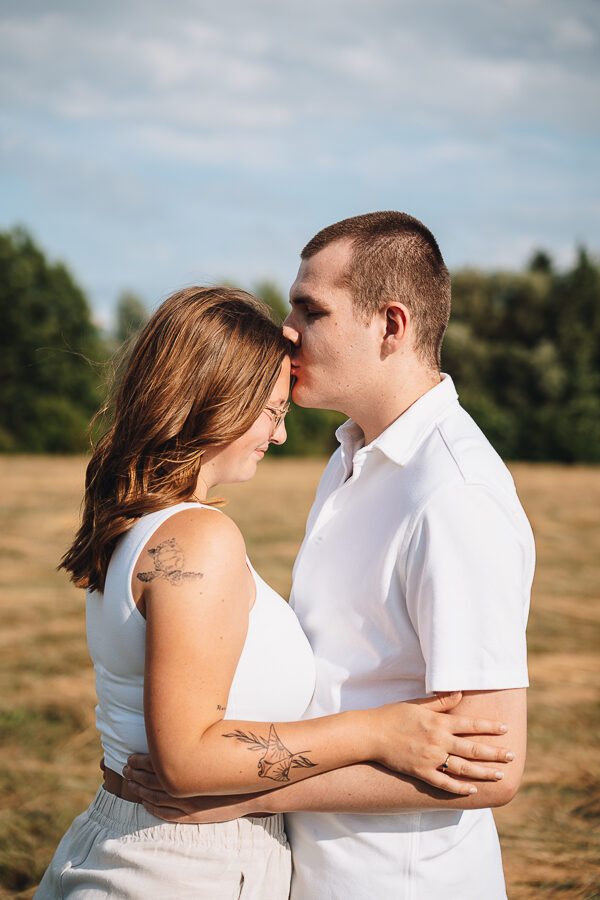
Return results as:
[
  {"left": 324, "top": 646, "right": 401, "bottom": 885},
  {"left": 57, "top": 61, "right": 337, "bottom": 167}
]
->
[{"left": 282, "top": 318, "right": 301, "bottom": 346}]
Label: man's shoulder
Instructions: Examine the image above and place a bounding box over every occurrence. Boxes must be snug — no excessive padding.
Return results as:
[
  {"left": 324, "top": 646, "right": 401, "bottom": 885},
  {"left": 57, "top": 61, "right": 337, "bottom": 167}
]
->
[
  {"left": 381, "top": 402, "right": 528, "bottom": 536},
  {"left": 403, "top": 406, "right": 534, "bottom": 567},
  {"left": 414, "top": 403, "right": 517, "bottom": 498}
]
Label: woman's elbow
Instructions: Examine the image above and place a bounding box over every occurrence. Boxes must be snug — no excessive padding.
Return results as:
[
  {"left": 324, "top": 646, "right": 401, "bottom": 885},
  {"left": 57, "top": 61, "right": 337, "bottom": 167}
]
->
[
  {"left": 151, "top": 752, "right": 205, "bottom": 798},
  {"left": 154, "top": 768, "right": 188, "bottom": 798},
  {"left": 158, "top": 775, "right": 195, "bottom": 798}
]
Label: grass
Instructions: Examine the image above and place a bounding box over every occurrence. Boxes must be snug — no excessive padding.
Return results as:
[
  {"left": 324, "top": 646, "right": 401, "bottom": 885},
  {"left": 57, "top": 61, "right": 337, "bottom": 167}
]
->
[{"left": 0, "top": 457, "right": 599, "bottom": 899}]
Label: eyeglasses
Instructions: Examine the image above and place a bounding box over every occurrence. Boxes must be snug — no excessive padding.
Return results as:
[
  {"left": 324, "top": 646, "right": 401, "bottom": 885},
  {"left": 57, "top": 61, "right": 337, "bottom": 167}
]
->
[{"left": 263, "top": 401, "right": 290, "bottom": 432}]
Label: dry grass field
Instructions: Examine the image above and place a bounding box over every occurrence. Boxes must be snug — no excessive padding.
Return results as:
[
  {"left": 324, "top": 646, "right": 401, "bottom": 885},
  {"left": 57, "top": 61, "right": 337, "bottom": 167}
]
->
[{"left": 0, "top": 456, "right": 599, "bottom": 899}]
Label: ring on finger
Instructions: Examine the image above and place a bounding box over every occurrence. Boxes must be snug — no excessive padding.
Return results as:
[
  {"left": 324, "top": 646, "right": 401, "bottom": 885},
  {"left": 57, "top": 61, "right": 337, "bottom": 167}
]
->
[{"left": 440, "top": 754, "right": 451, "bottom": 772}]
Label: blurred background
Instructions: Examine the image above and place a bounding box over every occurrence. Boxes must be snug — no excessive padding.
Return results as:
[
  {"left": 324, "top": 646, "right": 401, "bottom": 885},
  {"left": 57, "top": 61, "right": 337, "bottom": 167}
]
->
[
  {"left": 0, "top": 1, "right": 599, "bottom": 898},
  {"left": 1, "top": 0, "right": 600, "bottom": 460}
]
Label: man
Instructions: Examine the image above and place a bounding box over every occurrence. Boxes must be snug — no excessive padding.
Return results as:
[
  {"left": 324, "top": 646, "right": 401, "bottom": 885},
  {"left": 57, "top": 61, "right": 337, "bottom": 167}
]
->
[{"left": 128, "top": 212, "right": 533, "bottom": 899}]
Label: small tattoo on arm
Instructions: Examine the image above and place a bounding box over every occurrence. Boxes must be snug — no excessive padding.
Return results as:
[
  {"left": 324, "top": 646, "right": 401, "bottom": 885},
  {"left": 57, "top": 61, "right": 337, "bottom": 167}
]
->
[
  {"left": 217, "top": 705, "right": 226, "bottom": 711},
  {"left": 223, "top": 724, "right": 317, "bottom": 783},
  {"left": 137, "top": 538, "right": 204, "bottom": 586}
]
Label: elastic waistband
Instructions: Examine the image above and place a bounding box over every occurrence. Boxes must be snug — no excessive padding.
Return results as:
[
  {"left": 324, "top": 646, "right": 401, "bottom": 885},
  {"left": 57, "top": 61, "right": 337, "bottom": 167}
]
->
[{"left": 88, "top": 786, "right": 287, "bottom": 849}]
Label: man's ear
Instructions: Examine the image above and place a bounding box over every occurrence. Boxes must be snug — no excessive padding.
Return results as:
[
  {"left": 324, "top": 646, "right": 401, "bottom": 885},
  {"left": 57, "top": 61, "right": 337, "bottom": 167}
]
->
[{"left": 381, "top": 304, "right": 408, "bottom": 358}]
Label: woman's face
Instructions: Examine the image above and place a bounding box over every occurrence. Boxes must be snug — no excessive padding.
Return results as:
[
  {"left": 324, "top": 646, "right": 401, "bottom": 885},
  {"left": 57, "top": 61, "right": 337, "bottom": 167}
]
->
[{"left": 198, "top": 357, "right": 291, "bottom": 493}]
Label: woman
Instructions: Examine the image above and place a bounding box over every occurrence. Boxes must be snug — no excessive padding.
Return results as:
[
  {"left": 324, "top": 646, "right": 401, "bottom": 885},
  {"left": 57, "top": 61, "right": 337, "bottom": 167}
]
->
[{"left": 36, "top": 287, "right": 512, "bottom": 899}]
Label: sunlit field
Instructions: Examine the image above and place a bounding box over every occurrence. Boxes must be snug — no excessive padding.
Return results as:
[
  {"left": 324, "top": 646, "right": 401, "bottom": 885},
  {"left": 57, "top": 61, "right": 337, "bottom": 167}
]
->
[{"left": 1, "top": 457, "right": 599, "bottom": 899}]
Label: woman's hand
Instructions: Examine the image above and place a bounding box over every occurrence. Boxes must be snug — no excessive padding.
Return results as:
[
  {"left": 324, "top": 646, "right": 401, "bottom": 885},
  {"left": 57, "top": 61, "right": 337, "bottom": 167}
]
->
[{"left": 371, "top": 692, "right": 514, "bottom": 795}]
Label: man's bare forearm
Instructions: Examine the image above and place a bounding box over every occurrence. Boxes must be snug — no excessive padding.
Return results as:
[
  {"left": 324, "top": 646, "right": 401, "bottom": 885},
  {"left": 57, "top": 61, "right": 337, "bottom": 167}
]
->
[
  {"left": 256, "top": 689, "right": 526, "bottom": 816},
  {"left": 128, "top": 757, "right": 514, "bottom": 824},
  {"left": 254, "top": 761, "right": 505, "bottom": 816},
  {"left": 126, "top": 690, "right": 525, "bottom": 822}
]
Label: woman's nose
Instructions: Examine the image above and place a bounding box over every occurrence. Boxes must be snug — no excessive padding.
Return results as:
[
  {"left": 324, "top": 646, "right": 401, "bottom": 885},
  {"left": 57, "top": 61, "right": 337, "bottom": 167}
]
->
[{"left": 270, "top": 419, "right": 287, "bottom": 445}]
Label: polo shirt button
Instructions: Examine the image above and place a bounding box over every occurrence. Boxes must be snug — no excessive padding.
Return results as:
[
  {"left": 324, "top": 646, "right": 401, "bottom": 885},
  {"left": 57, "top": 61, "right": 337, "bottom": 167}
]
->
[{"left": 315, "top": 535, "right": 324, "bottom": 544}]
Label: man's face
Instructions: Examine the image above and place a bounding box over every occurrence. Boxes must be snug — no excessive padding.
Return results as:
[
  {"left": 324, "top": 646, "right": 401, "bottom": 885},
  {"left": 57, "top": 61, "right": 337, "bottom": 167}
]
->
[{"left": 283, "top": 239, "right": 381, "bottom": 412}]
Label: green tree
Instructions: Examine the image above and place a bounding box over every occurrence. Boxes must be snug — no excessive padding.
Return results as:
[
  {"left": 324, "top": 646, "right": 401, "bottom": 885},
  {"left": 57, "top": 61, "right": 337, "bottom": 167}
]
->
[
  {"left": 0, "top": 227, "right": 105, "bottom": 452},
  {"left": 115, "top": 290, "right": 148, "bottom": 344},
  {"left": 253, "top": 279, "right": 289, "bottom": 324},
  {"left": 3, "top": 231, "right": 598, "bottom": 462},
  {"left": 444, "top": 248, "right": 600, "bottom": 462},
  {"left": 528, "top": 249, "right": 554, "bottom": 275}
]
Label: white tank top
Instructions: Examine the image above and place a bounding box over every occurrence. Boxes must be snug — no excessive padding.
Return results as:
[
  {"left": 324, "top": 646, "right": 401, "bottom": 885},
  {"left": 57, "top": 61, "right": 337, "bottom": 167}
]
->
[{"left": 86, "top": 502, "right": 316, "bottom": 775}]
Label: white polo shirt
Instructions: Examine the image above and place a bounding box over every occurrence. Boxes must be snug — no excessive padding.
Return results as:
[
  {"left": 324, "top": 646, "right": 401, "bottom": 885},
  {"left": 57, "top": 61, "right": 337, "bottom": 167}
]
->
[{"left": 286, "top": 375, "right": 534, "bottom": 900}]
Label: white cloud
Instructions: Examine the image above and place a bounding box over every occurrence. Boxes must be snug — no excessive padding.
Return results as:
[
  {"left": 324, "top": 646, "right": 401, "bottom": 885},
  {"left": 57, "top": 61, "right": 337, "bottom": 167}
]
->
[
  {"left": 128, "top": 123, "right": 290, "bottom": 167},
  {"left": 0, "top": 0, "right": 598, "bottom": 312},
  {"left": 3, "top": 1, "right": 599, "bottom": 141},
  {"left": 550, "top": 16, "right": 598, "bottom": 50}
]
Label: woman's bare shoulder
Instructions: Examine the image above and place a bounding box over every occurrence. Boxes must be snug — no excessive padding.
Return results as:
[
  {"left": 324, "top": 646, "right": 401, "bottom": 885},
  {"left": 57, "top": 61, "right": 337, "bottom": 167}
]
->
[{"left": 136, "top": 506, "right": 247, "bottom": 583}]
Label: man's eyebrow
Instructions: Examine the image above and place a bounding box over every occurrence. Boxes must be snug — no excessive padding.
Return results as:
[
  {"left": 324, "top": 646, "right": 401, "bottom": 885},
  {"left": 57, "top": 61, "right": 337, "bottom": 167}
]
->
[{"left": 290, "top": 294, "right": 326, "bottom": 309}]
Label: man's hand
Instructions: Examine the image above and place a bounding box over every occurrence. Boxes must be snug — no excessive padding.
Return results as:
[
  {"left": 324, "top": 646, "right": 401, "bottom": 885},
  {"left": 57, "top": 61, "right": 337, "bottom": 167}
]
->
[{"left": 123, "top": 755, "right": 270, "bottom": 823}]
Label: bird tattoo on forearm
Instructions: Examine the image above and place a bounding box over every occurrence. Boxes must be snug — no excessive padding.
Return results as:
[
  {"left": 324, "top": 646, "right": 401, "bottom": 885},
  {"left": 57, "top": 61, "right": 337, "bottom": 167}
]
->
[{"left": 223, "top": 724, "right": 317, "bottom": 782}]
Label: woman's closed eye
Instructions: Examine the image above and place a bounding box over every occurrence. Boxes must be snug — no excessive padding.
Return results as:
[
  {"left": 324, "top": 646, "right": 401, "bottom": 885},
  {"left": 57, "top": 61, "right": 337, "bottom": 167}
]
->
[{"left": 264, "top": 402, "right": 290, "bottom": 430}]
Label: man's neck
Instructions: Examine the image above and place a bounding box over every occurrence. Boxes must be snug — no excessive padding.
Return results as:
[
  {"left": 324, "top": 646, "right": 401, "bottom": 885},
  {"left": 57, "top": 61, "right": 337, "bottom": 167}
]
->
[{"left": 353, "top": 368, "right": 442, "bottom": 446}]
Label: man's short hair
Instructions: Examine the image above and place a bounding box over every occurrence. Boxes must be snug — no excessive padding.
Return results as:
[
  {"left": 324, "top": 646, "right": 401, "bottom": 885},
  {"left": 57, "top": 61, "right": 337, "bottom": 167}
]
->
[{"left": 301, "top": 211, "right": 451, "bottom": 370}]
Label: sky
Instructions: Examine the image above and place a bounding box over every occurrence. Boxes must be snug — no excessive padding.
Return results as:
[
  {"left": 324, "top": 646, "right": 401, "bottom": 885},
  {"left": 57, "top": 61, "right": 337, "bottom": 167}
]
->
[{"left": 1, "top": 0, "right": 599, "bottom": 325}]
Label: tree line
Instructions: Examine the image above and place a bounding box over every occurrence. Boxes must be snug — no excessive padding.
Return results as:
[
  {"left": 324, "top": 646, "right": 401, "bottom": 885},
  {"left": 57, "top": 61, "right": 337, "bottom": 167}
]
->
[{"left": 1, "top": 227, "right": 599, "bottom": 461}]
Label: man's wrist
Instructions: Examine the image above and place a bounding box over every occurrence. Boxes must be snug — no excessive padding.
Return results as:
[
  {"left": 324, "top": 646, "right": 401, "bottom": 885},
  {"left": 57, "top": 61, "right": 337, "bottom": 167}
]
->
[{"left": 244, "top": 788, "right": 282, "bottom": 816}]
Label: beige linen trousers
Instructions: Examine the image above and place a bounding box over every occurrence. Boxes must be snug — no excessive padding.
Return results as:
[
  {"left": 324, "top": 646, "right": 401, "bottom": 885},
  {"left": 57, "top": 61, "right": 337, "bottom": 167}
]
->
[{"left": 35, "top": 786, "right": 291, "bottom": 899}]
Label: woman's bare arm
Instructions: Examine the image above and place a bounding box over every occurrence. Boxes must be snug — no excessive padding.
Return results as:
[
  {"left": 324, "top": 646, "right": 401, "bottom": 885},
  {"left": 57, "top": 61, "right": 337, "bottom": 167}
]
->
[
  {"left": 259, "top": 688, "right": 527, "bottom": 813},
  {"left": 138, "top": 508, "right": 514, "bottom": 799},
  {"left": 125, "top": 689, "right": 524, "bottom": 818}
]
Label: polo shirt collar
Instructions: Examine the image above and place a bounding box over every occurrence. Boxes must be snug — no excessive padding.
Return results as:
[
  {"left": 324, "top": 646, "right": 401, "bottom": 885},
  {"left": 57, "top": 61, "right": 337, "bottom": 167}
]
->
[{"left": 335, "top": 374, "right": 459, "bottom": 469}]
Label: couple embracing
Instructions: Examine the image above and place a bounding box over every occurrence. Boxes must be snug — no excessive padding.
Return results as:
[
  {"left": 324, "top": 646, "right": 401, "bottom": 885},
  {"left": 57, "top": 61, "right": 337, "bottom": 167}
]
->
[{"left": 36, "top": 211, "right": 533, "bottom": 899}]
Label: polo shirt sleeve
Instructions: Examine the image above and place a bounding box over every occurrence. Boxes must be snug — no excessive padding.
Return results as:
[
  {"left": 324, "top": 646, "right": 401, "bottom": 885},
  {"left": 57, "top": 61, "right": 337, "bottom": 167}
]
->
[{"left": 404, "top": 483, "right": 531, "bottom": 693}]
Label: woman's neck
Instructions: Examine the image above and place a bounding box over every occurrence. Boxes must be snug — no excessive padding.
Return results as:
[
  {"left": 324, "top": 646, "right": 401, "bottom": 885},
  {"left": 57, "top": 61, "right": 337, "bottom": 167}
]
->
[{"left": 194, "top": 472, "right": 210, "bottom": 501}]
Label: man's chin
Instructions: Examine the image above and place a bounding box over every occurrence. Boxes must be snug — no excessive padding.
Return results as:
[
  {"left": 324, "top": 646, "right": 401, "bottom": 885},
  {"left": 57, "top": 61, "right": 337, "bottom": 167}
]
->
[
  {"left": 290, "top": 382, "right": 315, "bottom": 408},
  {"left": 291, "top": 383, "right": 331, "bottom": 411}
]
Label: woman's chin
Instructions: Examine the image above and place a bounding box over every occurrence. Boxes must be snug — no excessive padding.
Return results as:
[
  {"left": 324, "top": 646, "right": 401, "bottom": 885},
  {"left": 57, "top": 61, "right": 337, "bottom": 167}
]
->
[{"left": 237, "top": 458, "right": 261, "bottom": 483}]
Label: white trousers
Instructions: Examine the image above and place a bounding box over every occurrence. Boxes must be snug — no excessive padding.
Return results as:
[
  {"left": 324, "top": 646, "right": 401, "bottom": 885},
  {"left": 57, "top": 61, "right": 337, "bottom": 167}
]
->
[{"left": 35, "top": 786, "right": 291, "bottom": 899}]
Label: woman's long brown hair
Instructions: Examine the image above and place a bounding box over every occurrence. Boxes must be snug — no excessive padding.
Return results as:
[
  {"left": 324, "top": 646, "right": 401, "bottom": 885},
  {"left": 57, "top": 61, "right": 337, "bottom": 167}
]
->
[{"left": 60, "top": 286, "right": 290, "bottom": 593}]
